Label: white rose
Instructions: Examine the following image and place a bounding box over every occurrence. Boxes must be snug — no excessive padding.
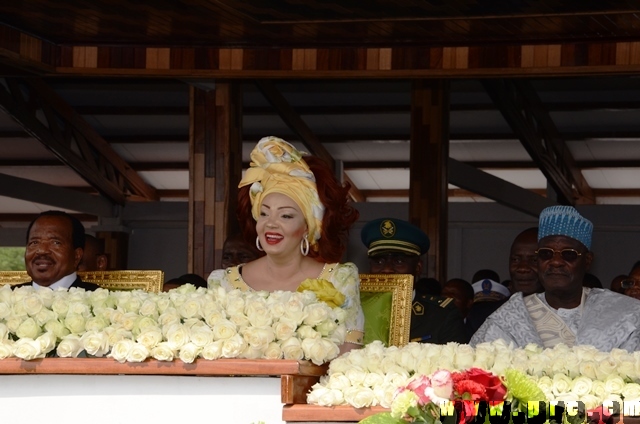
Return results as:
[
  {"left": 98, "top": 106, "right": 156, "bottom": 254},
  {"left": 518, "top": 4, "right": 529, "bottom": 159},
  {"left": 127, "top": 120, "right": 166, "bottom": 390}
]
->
[
  {"left": 87, "top": 288, "right": 110, "bottom": 308},
  {"left": 5, "top": 316, "right": 23, "bottom": 333},
  {"left": 166, "top": 324, "right": 190, "bottom": 350},
  {"left": 267, "top": 299, "right": 286, "bottom": 319},
  {"left": 64, "top": 313, "right": 86, "bottom": 334},
  {"left": 203, "top": 309, "right": 225, "bottom": 327},
  {"left": 283, "top": 296, "right": 307, "bottom": 324},
  {"left": 221, "top": 334, "right": 247, "bottom": 358},
  {"left": 622, "top": 383, "right": 640, "bottom": 400},
  {"left": 242, "top": 326, "right": 275, "bottom": 351},
  {"left": 189, "top": 326, "right": 214, "bottom": 347},
  {"left": 376, "top": 384, "right": 397, "bottom": 408},
  {"left": 0, "top": 322, "right": 7, "bottom": 340},
  {"left": 591, "top": 380, "right": 608, "bottom": 399},
  {"left": 307, "top": 385, "right": 344, "bottom": 406},
  {"left": 344, "top": 366, "right": 367, "bottom": 386},
  {"left": 109, "top": 339, "right": 135, "bottom": 362},
  {"left": 328, "top": 355, "right": 354, "bottom": 374},
  {"left": 580, "top": 394, "right": 602, "bottom": 410},
  {"left": 578, "top": 360, "right": 598, "bottom": 380},
  {"left": 473, "top": 343, "right": 495, "bottom": 369},
  {"left": 33, "top": 308, "right": 57, "bottom": 327},
  {"left": 16, "top": 317, "right": 42, "bottom": 340},
  {"left": 12, "top": 299, "right": 27, "bottom": 318},
  {"left": 133, "top": 316, "right": 157, "bottom": 336},
  {"left": 81, "top": 330, "right": 110, "bottom": 356},
  {"left": 525, "top": 353, "right": 549, "bottom": 377},
  {"left": 0, "top": 339, "right": 14, "bottom": 359},
  {"left": 44, "top": 319, "right": 70, "bottom": 340},
  {"left": 552, "top": 374, "right": 573, "bottom": 396},
  {"left": 84, "top": 316, "right": 109, "bottom": 332},
  {"left": 343, "top": 386, "right": 375, "bottom": 408},
  {"left": 537, "top": 376, "right": 553, "bottom": 396},
  {"left": 263, "top": 342, "right": 283, "bottom": 359},
  {"left": 106, "top": 327, "right": 133, "bottom": 346},
  {"left": 229, "top": 313, "right": 250, "bottom": 328},
  {"left": 123, "top": 296, "right": 143, "bottom": 314},
  {"left": 273, "top": 317, "right": 297, "bottom": 341},
  {"left": 605, "top": 376, "right": 626, "bottom": 395},
  {"left": 138, "top": 299, "right": 158, "bottom": 318},
  {"left": 56, "top": 334, "right": 84, "bottom": 357},
  {"left": 280, "top": 336, "right": 304, "bottom": 360},
  {"left": 13, "top": 338, "right": 44, "bottom": 360},
  {"left": 596, "top": 358, "right": 619, "bottom": 381},
  {"left": 158, "top": 308, "right": 181, "bottom": 329},
  {"left": 618, "top": 361, "right": 637, "bottom": 380},
  {"left": 363, "top": 372, "right": 384, "bottom": 388},
  {"left": 297, "top": 325, "right": 320, "bottom": 340},
  {"left": 225, "top": 293, "right": 245, "bottom": 316},
  {"left": 325, "top": 373, "right": 352, "bottom": 391},
  {"left": 36, "top": 332, "right": 57, "bottom": 355},
  {"left": 68, "top": 301, "right": 90, "bottom": 317},
  {"left": 178, "top": 298, "right": 202, "bottom": 319},
  {"left": 150, "top": 342, "right": 176, "bottom": 361},
  {"left": 240, "top": 345, "right": 265, "bottom": 359},
  {"left": 120, "top": 312, "right": 140, "bottom": 331},
  {"left": 453, "top": 344, "right": 475, "bottom": 370},
  {"left": 212, "top": 319, "right": 237, "bottom": 340},
  {"left": 571, "top": 376, "right": 593, "bottom": 397},
  {"left": 126, "top": 343, "right": 150, "bottom": 363},
  {"left": 178, "top": 342, "right": 201, "bottom": 363},
  {"left": 302, "top": 337, "right": 339, "bottom": 365},
  {"left": 155, "top": 296, "right": 172, "bottom": 314},
  {"left": 0, "top": 302, "right": 11, "bottom": 320},
  {"left": 200, "top": 340, "right": 224, "bottom": 360},
  {"left": 303, "top": 303, "right": 330, "bottom": 327},
  {"left": 22, "top": 294, "right": 44, "bottom": 316},
  {"left": 490, "top": 351, "right": 514, "bottom": 375}
]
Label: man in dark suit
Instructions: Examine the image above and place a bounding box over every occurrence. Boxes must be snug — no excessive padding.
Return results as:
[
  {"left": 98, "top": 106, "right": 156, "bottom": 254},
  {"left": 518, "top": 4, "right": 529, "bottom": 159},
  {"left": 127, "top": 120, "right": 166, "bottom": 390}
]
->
[
  {"left": 361, "top": 218, "right": 468, "bottom": 344},
  {"left": 16, "top": 210, "right": 99, "bottom": 291}
]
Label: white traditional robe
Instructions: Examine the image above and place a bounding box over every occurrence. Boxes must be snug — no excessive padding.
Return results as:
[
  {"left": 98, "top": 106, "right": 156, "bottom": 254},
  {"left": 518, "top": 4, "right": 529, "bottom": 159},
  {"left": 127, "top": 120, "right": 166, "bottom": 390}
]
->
[{"left": 469, "top": 288, "right": 640, "bottom": 352}]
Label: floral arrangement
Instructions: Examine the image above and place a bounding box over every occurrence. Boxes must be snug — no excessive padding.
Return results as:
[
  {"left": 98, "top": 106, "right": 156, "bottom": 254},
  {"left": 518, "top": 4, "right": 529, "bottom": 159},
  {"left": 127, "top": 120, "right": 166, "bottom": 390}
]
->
[
  {"left": 0, "top": 283, "right": 347, "bottom": 365},
  {"left": 307, "top": 340, "right": 640, "bottom": 411},
  {"left": 359, "top": 367, "right": 544, "bottom": 424}
]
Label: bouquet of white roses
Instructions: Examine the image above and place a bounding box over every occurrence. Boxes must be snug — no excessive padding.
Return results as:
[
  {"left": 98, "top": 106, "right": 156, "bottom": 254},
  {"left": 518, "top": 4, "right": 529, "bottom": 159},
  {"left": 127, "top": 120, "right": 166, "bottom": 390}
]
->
[
  {"left": 0, "top": 283, "right": 346, "bottom": 365},
  {"left": 307, "top": 340, "right": 640, "bottom": 410}
]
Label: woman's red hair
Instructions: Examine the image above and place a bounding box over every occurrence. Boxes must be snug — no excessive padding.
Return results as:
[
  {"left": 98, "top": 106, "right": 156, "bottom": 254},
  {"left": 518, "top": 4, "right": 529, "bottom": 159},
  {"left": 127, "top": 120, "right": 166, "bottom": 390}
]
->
[{"left": 237, "top": 155, "right": 359, "bottom": 263}]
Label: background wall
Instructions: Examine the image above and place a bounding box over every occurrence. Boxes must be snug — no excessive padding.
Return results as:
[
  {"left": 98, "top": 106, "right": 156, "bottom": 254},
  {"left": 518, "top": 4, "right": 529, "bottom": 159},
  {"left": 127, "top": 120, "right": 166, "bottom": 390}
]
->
[{"left": 3, "top": 202, "right": 639, "bottom": 287}]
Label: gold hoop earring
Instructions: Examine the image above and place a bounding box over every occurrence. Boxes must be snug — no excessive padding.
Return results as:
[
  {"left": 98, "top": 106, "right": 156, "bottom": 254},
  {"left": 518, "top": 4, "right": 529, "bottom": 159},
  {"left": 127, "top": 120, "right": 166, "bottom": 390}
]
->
[
  {"left": 300, "top": 234, "right": 309, "bottom": 256},
  {"left": 255, "top": 236, "right": 264, "bottom": 252}
]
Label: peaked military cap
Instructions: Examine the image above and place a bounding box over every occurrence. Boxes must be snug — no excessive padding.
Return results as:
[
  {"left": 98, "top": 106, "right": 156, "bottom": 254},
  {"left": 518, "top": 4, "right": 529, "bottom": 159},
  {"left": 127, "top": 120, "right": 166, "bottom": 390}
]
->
[{"left": 361, "top": 218, "right": 430, "bottom": 257}]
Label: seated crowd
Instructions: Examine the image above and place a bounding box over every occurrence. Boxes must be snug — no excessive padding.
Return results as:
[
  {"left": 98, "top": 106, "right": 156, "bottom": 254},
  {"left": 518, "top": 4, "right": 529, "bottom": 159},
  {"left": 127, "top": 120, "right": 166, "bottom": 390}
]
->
[{"left": 9, "top": 139, "right": 640, "bottom": 355}]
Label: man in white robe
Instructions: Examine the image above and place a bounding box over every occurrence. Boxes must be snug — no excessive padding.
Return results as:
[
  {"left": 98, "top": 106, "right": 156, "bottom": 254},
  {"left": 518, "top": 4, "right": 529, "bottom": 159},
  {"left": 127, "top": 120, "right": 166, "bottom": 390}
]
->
[{"left": 470, "top": 206, "right": 640, "bottom": 352}]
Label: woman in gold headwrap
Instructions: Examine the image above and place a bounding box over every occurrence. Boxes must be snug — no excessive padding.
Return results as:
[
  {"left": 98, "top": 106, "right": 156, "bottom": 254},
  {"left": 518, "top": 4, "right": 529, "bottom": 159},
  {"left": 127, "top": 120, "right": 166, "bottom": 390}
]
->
[{"left": 207, "top": 136, "right": 364, "bottom": 353}]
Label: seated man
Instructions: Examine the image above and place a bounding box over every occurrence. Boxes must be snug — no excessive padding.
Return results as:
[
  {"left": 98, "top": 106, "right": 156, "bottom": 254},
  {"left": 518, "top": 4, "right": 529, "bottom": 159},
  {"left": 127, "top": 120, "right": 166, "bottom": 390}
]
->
[
  {"left": 361, "top": 218, "right": 468, "bottom": 344},
  {"left": 220, "top": 232, "right": 263, "bottom": 269},
  {"left": 77, "top": 234, "right": 108, "bottom": 271},
  {"left": 16, "top": 210, "right": 99, "bottom": 291},
  {"left": 508, "top": 227, "right": 543, "bottom": 296},
  {"left": 471, "top": 206, "right": 640, "bottom": 351}
]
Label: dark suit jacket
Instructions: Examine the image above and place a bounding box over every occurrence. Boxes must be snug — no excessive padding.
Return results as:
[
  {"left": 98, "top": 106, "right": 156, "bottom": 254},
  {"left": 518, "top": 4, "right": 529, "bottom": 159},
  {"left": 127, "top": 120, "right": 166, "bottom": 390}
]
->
[
  {"left": 410, "top": 294, "right": 469, "bottom": 344},
  {"left": 13, "top": 276, "right": 100, "bottom": 291}
]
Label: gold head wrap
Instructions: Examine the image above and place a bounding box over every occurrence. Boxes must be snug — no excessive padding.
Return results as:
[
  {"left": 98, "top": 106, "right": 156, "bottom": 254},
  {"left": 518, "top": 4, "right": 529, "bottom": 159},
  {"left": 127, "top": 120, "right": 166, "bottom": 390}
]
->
[{"left": 239, "top": 136, "right": 325, "bottom": 246}]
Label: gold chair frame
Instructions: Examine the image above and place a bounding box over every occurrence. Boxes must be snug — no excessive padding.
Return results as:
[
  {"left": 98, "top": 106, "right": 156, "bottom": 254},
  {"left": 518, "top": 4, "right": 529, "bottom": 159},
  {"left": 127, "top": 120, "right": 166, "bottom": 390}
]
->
[
  {"left": 359, "top": 273, "right": 413, "bottom": 347},
  {"left": 0, "top": 270, "right": 164, "bottom": 293}
]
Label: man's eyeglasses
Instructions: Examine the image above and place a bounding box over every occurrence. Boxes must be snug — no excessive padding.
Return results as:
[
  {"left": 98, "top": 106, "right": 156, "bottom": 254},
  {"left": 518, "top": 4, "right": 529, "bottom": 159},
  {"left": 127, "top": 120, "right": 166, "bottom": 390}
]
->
[
  {"left": 621, "top": 279, "right": 640, "bottom": 289},
  {"left": 535, "top": 248, "right": 583, "bottom": 263}
]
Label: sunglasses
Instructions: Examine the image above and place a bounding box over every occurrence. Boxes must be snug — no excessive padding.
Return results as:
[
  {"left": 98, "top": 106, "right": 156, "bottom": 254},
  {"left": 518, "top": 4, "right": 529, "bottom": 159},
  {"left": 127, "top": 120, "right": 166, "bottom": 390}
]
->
[
  {"left": 535, "top": 248, "right": 583, "bottom": 262},
  {"left": 621, "top": 279, "right": 640, "bottom": 289}
]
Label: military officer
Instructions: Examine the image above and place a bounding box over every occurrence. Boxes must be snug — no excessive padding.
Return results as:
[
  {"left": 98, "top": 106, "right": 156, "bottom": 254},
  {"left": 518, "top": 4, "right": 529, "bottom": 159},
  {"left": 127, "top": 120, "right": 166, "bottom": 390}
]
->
[{"left": 361, "top": 218, "right": 468, "bottom": 344}]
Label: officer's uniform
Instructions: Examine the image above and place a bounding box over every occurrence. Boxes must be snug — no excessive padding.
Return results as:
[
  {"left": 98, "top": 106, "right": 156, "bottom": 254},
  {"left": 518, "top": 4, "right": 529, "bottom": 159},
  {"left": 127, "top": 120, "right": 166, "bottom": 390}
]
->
[{"left": 361, "top": 217, "right": 469, "bottom": 344}]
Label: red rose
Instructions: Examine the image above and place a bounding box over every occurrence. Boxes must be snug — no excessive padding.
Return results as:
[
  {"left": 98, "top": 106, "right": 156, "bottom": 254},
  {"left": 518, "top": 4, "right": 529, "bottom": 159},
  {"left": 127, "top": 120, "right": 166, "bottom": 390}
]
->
[{"left": 463, "top": 368, "right": 506, "bottom": 401}]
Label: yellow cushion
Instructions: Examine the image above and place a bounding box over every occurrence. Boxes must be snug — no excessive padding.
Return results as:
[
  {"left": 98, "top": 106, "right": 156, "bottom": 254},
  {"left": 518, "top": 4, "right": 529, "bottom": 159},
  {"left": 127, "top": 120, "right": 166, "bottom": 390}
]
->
[{"left": 360, "top": 291, "right": 392, "bottom": 346}]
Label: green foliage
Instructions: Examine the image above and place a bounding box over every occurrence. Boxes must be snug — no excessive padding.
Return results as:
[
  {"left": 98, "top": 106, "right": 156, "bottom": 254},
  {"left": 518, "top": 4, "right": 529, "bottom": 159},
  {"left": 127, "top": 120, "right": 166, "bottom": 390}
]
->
[
  {"left": 359, "top": 412, "right": 406, "bottom": 424},
  {"left": 0, "top": 247, "right": 26, "bottom": 270}
]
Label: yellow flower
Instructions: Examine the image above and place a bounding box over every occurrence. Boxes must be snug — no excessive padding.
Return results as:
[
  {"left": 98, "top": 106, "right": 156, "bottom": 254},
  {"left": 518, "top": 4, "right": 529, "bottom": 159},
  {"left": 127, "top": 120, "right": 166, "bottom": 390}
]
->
[{"left": 297, "top": 279, "right": 345, "bottom": 309}]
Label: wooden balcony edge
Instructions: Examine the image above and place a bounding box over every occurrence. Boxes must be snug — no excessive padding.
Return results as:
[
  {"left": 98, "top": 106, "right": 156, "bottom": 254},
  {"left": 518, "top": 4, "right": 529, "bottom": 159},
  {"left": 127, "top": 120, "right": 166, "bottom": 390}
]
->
[
  {"left": 0, "top": 357, "right": 327, "bottom": 376},
  {"left": 282, "top": 404, "right": 389, "bottom": 421}
]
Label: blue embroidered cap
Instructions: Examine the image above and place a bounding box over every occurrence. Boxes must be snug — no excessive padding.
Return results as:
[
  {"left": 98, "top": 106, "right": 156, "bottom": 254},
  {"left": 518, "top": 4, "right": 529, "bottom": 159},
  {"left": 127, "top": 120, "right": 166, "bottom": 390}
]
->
[{"left": 538, "top": 205, "right": 593, "bottom": 249}]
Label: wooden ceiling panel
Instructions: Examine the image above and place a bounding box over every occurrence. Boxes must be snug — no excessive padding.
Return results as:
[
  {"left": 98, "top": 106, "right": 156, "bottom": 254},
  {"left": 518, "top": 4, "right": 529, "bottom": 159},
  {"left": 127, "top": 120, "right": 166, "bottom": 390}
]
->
[{"left": 2, "top": 1, "right": 640, "bottom": 49}]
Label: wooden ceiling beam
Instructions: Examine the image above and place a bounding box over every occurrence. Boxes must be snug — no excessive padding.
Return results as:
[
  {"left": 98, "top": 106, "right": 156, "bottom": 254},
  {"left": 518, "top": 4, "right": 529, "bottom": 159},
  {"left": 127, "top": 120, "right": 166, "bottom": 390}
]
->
[
  {"left": 0, "top": 77, "right": 158, "bottom": 204},
  {"left": 482, "top": 79, "right": 594, "bottom": 206},
  {"left": 0, "top": 172, "right": 114, "bottom": 217}
]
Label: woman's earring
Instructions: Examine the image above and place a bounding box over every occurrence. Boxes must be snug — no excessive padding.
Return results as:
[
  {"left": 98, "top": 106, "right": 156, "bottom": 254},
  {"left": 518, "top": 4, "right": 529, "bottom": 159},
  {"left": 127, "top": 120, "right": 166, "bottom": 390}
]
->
[
  {"left": 256, "top": 236, "right": 264, "bottom": 252},
  {"left": 300, "top": 234, "right": 310, "bottom": 256}
]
